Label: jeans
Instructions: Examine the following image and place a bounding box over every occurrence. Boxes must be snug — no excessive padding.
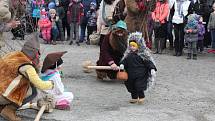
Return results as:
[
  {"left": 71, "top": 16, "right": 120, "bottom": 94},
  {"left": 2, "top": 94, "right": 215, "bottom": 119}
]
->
[
  {"left": 70, "top": 22, "right": 79, "bottom": 42},
  {"left": 187, "top": 41, "right": 197, "bottom": 54},
  {"left": 167, "top": 21, "right": 174, "bottom": 47},
  {"left": 51, "top": 26, "right": 59, "bottom": 41},
  {"left": 80, "top": 22, "right": 87, "bottom": 42},
  {"left": 210, "top": 30, "right": 215, "bottom": 49}
]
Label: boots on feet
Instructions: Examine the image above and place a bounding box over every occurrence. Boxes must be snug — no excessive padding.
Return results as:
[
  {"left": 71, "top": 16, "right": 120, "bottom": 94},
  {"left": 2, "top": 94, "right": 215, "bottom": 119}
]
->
[
  {"left": 187, "top": 53, "right": 191, "bottom": 59},
  {"left": 1, "top": 105, "right": 21, "bottom": 121}
]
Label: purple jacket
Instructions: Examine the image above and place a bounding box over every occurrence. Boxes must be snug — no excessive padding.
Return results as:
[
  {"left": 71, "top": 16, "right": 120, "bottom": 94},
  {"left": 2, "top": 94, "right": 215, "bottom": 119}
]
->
[{"left": 198, "top": 22, "right": 205, "bottom": 41}]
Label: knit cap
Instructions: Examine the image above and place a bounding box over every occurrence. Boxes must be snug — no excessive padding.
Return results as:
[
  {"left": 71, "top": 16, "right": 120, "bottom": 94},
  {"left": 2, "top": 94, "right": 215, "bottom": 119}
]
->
[{"left": 129, "top": 41, "right": 138, "bottom": 48}]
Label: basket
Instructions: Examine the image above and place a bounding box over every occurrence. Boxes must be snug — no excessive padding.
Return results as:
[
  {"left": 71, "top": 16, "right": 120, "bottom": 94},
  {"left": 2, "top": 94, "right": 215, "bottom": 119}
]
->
[{"left": 89, "top": 32, "right": 100, "bottom": 45}]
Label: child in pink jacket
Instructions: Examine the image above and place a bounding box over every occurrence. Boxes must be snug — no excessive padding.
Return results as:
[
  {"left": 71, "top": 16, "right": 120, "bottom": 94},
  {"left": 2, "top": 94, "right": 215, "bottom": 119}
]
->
[{"left": 38, "top": 9, "right": 52, "bottom": 43}]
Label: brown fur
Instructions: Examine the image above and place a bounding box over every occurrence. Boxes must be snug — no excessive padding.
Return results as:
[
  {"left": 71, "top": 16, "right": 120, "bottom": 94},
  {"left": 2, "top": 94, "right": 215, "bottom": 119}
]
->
[
  {"left": 125, "top": 0, "right": 156, "bottom": 41},
  {"left": 109, "top": 28, "right": 128, "bottom": 55},
  {"left": 0, "top": 51, "right": 32, "bottom": 106}
]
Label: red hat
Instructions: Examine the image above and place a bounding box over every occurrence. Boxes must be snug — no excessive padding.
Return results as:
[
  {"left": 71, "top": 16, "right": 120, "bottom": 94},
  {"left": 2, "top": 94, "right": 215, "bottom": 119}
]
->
[{"left": 40, "top": 9, "right": 47, "bottom": 15}]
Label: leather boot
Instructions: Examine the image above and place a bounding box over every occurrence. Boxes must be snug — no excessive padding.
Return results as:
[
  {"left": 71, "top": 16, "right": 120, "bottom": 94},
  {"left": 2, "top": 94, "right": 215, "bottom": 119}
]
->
[
  {"left": 1, "top": 105, "right": 21, "bottom": 121},
  {"left": 187, "top": 53, "right": 191, "bottom": 59}
]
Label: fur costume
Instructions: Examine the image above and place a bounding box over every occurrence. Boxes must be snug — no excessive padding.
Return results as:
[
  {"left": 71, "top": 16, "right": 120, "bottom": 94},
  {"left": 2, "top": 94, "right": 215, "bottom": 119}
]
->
[
  {"left": 0, "top": 33, "right": 54, "bottom": 121},
  {"left": 124, "top": 0, "right": 156, "bottom": 41},
  {"left": 121, "top": 32, "right": 157, "bottom": 94},
  {"left": 0, "top": 51, "right": 32, "bottom": 106},
  {"left": 96, "top": 23, "right": 128, "bottom": 80}
]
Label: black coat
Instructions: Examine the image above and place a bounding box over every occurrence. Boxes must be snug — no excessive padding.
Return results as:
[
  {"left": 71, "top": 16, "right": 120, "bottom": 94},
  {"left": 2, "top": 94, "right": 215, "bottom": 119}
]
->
[{"left": 121, "top": 52, "right": 157, "bottom": 92}]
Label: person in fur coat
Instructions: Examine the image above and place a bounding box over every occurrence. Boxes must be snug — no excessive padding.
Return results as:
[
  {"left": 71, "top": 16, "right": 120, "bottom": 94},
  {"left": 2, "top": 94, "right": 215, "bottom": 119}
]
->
[
  {"left": 124, "top": 0, "right": 156, "bottom": 43},
  {"left": 120, "top": 32, "right": 157, "bottom": 104},
  {"left": 0, "top": 33, "right": 54, "bottom": 121},
  {"left": 96, "top": 20, "right": 128, "bottom": 80},
  {"left": 38, "top": 9, "right": 52, "bottom": 44}
]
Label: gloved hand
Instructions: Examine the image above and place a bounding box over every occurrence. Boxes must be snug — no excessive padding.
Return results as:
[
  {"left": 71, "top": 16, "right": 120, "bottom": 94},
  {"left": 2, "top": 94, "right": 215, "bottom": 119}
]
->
[{"left": 151, "top": 69, "right": 156, "bottom": 77}]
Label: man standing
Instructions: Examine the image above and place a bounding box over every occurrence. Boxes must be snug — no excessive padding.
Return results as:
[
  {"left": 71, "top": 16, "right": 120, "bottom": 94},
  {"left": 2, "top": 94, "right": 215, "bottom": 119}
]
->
[{"left": 0, "top": 0, "right": 20, "bottom": 56}]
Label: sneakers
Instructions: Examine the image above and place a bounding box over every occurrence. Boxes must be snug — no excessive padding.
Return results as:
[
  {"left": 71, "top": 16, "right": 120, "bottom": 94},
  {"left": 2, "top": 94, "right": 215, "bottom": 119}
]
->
[{"left": 1, "top": 105, "right": 21, "bottom": 121}]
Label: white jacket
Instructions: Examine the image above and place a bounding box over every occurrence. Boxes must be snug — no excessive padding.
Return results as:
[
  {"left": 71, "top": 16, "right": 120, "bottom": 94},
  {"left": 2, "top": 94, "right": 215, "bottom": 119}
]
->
[
  {"left": 172, "top": 0, "right": 191, "bottom": 24},
  {"left": 97, "top": 0, "right": 120, "bottom": 35}
]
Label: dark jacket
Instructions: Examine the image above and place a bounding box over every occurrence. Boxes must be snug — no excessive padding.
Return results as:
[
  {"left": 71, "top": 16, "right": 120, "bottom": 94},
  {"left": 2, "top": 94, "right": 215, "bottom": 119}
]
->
[
  {"left": 67, "top": 1, "right": 84, "bottom": 24},
  {"left": 50, "top": 16, "right": 65, "bottom": 41},
  {"left": 56, "top": 6, "right": 65, "bottom": 20}
]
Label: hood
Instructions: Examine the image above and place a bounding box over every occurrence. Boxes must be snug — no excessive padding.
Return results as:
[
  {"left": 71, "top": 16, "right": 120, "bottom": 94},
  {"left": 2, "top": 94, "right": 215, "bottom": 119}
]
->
[
  {"left": 21, "top": 32, "right": 40, "bottom": 66},
  {"left": 121, "top": 32, "right": 155, "bottom": 64}
]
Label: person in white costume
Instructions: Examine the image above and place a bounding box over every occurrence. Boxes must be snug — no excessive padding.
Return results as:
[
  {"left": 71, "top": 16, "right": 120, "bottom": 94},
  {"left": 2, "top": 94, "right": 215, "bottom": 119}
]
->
[{"left": 41, "top": 51, "right": 73, "bottom": 110}]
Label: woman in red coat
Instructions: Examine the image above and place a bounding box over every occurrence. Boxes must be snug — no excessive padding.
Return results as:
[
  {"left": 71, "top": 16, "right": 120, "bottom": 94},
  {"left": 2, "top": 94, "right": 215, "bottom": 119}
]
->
[{"left": 151, "top": 0, "right": 169, "bottom": 54}]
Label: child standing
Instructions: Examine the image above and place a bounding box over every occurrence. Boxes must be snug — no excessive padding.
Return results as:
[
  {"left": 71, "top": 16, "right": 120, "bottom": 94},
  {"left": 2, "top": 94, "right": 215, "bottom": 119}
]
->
[
  {"left": 38, "top": 9, "right": 52, "bottom": 44},
  {"left": 49, "top": 9, "right": 64, "bottom": 45},
  {"left": 184, "top": 13, "right": 199, "bottom": 60},
  {"left": 86, "top": 2, "right": 97, "bottom": 45},
  {"left": 67, "top": 0, "right": 84, "bottom": 46},
  {"left": 41, "top": 51, "right": 73, "bottom": 110},
  {"left": 207, "top": 3, "right": 215, "bottom": 53},
  {"left": 120, "top": 32, "right": 157, "bottom": 104},
  {"left": 197, "top": 16, "right": 205, "bottom": 53}
]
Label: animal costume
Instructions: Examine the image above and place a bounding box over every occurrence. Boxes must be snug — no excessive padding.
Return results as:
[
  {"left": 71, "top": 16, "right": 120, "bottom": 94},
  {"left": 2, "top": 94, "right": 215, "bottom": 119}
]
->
[
  {"left": 41, "top": 51, "right": 73, "bottom": 110},
  {"left": 96, "top": 20, "right": 128, "bottom": 80},
  {"left": 124, "top": 0, "right": 156, "bottom": 42},
  {"left": 120, "top": 32, "right": 157, "bottom": 103},
  {"left": 0, "top": 33, "right": 53, "bottom": 121},
  {"left": 38, "top": 9, "right": 52, "bottom": 43}
]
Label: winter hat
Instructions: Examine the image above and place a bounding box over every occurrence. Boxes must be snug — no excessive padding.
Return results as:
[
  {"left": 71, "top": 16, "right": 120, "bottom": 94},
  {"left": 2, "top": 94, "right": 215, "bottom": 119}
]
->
[
  {"left": 48, "top": 2, "right": 56, "bottom": 9},
  {"left": 90, "top": 2, "right": 97, "bottom": 9},
  {"left": 187, "top": 13, "right": 199, "bottom": 28},
  {"left": 116, "top": 20, "right": 127, "bottom": 30},
  {"left": 49, "top": 9, "right": 56, "bottom": 14},
  {"left": 40, "top": 9, "right": 47, "bottom": 15},
  {"left": 129, "top": 41, "right": 138, "bottom": 48},
  {"left": 21, "top": 32, "right": 40, "bottom": 66},
  {"left": 0, "top": 1, "right": 11, "bottom": 23},
  {"left": 41, "top": 51, "right": 67, "bottom": 73}
]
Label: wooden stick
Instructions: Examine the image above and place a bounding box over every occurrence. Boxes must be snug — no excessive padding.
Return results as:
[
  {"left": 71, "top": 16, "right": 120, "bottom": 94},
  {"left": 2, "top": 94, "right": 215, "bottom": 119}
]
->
[
  {"left": 85, "top": 66, "right": 120, "bottom": 70},
  {"left": 34, "top": 105, "right": 46, "bottom": 121}
]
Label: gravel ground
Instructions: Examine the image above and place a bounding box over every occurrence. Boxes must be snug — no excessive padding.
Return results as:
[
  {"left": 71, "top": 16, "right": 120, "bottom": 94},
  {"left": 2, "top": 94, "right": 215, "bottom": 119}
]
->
[{"left": 0, "top": 33, "right": 215, "bottom": 121}]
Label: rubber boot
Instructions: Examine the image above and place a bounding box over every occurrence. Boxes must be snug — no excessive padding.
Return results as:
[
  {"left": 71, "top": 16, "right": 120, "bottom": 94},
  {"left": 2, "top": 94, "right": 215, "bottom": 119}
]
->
[
  {"left": 187, "top": 53, "right": 191, "bottom": 59},
  {"left": 193, "top": 54, "right": 197, "bottom": 60},
  {"left": 1, "top": 105, "right": 21, "bottom": 121}
]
